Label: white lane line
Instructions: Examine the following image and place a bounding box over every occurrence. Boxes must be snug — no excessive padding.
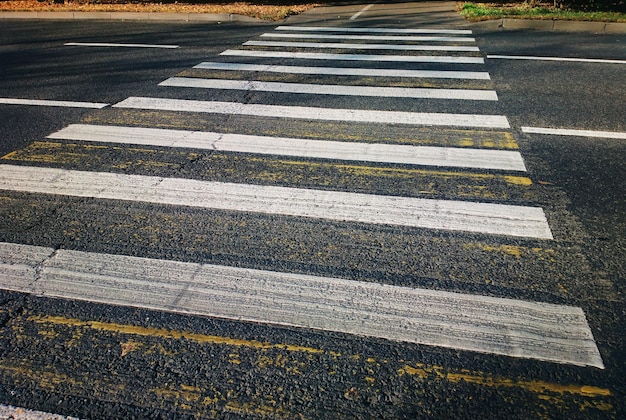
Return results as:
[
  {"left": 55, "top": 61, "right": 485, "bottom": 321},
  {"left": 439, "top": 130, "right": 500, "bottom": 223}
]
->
[
  {"left": 0, "top": 164, "right": 549, "bottom": 238},
  {"left": 159, "top": 77, "right": 499, "bottom": 101},
  {"left": 194, "top": 62, "right": 491, "bottom": 80},
  {"left": 0, "top": 242, "right": 601, "bottom": 368},
  {"left": 65, "top": 42, "right": 179, "bottom": 49},
  {"left": 113, "top": 97, "right": 510, "bottom": 129},
  {"left": 522, "top": 126, "right": 626, "bottom": 140},
  {"left": 350, "top": 4, "right": 374, "bottom": 21},
  {"left": 275, "top": 25, "right": 473, "bottom": 35},
  {"left": 487, "top": 54, "right": 626, "bottom": 64},
  {"left": 221, "top": 49, "right": 485, "bottom": 64},
  {"left": 49, "top": 124, "right": 524, "bottom": 171},
  {"left": 0, "top": 97, "right": 108, "bottom": 109},
  {"left": 243, "top": 40, "right": 480, "bottom": 52},
  {"left": 261, "top": 33, "right": 476, "bottom": 42}
]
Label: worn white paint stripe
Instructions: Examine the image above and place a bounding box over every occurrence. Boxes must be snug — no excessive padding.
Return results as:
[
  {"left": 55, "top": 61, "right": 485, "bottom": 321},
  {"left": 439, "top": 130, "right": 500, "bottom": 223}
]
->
[
  {"left": 65, "top": 42, "right": 179, "bottom": 49},
  {"left": 194, "top": 62, "right": 491, "bottom": 80},
  {"left": 48, "top": 124, "right": 523, "bottom": 171},
  {"left": 261, "top": 33, "right": 476, "bottom": 42},
  {"left": 0, "top": 242, "right": 601, "bottom": 367},
  {"left": 159, "top": 77, "right": 499, "bottom": 101},
  {"left": 113, "top": 97, "right": 510, "bottom": 129},
  {"left": 0, "top": 164, "right": 549, "bottom": 238},
  {"left": 522, "top": 126, "right": 626, "bottom": 140},
  {"left": 275, "top": 25, "right": 473, "bottom": 35},
  {"left": 487, "top": 54, "right": 626, "bottom": 65},
  {"left": 221, "top": 49, "right": 484, "bottom": 64},
  {"left": 0, "top": 97, "right": 108, "bottom": 109},
  {"left": 243, "top": 40, "right": 480, "bottom": 52},
  {"left": 349, "top": 4, "right": 374, "bottom": 21}
]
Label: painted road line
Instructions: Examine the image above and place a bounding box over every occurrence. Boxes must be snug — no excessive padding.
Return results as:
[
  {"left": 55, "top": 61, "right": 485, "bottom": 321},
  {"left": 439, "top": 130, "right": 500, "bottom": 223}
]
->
[
  {"left": 0, "top": 242, "right": 601, "bottom": 367},
  {"left": 113, "top": 97, "right": 510, "bottom": 129},
  {"left": 48, "top": 124, "right": 524, "bottom": 171},
  {"left": 487, "top": 55, "right": 626, "bottom": 65},
  {"left": 220, "top": 49, "right": 485, "bottom": 64},
  {"left": 243, "top": 40, "right": 480, "bottom": 52},
  {"left": 5, "top": 141, "right": 533, "bottom": 200},
  {"left": 159, "top": 77, "right": 499, "bottom": 101},
  {"left": 65, "top": 42, "right": 179, "bottom": 49},
  {"left": 0, "top": 164, "right": 549, "bottom": 238},
  {"left": 0, "top": 97, "right": 108, "bottom": 109},
  {"left": 194, "top": 62, "right": 491, "bottom": 80},
  {"left": 26, "top": 314, "right": 612, "bottom": 401},
  {"left": 350, "top": 4, "right": 374, "bottom": 20},
  {"left": 260, "top": 33, "right": 476, "bottom": 42},
  {"left": 274, "top": 25, "right": 473, "bottom": 35},
  {"left": 522, "top": 126, "right": 626, "bottom": 140}
]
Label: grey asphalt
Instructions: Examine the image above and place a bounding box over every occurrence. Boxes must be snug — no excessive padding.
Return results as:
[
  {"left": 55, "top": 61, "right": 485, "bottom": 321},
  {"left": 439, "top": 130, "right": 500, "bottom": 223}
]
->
[{"left": 0, "top": 2, "right": 625, "bottom": 418}]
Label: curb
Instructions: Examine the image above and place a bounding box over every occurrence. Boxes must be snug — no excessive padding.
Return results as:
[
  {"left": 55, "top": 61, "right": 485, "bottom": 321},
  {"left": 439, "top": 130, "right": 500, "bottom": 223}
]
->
[
  {"left": 1, "top": 11, "right": 625, "bottom": 32},
  {"left": 0, "top": 11, "right": 265, "bottom": 23},
  {"left": 468, "top": 18, "right": 626, "bottom": 33}
]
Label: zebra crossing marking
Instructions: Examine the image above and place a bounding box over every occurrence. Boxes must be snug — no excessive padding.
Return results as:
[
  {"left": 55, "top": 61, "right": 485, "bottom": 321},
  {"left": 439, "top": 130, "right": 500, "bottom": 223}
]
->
[
  {"left": 1, "top": 25, "right": 593, "bottom": 371},
  {"left": 159, "top": 77, "right": 498, "bottom": 101},
  {"left": 113, "top": 97, "right": 510, "bottom": 128},
  {"left": 220, "top": 49, "right": 485, "bottom": 64},
  {"left": 193, "top": 62, "right": 491, "bottom": 80},
  {"left": 0, "top": 164, "right": 550, "bottom": 238},
  {"left": 48, "top": 124, "right": 525, "bottom": 171},
  {"left": 0, "top": 242, "right": 602, "bottom": 368},
  {"left": 260, "top": 33, "right": 476, "bottom": 43},
  {"left": 274, "top": 26, "right": 474, "bottom": 35},
  {"left": 243, "top": 40, "right": 480, "bottom": 52}
]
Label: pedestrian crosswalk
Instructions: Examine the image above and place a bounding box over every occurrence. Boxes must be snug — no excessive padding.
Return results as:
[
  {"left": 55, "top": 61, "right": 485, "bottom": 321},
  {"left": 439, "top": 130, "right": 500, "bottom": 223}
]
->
[
  {"left": 159, "top": 77, "right": 499, "bottom": 100},
  {"left": 0, "top": 24, "right": 604, "bottom": 369},
  {"left": 192, "top": 61, "right": 492, "bottom": 79}
]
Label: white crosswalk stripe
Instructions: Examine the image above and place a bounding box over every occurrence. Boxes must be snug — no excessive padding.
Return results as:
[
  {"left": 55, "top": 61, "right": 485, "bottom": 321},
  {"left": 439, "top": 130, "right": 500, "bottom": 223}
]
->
[
  {"left": 220, "top": 49, "right": 485, "bottom": 64},
  {"left": 0, "top": 242, "right": 603, "bottom": 368},
  {"left": 243, "top": 40, "right": 480, "bottom": 52},
  {"left": 0, "top": 23, "right": 603, "bottom": 369},
  {"left": 274, "top": 25, "right": 474, "bottom": 35},
  {"left": 113, "top": 97, "right": 510, "bottom": 128},
  {"left": 0, "top": 164, "right": 550, "bottom": 238},
  {"left": 48, "top": 124, "right": 524, "bottom": 170},
  {"left": 160, "top": 77, "right": 498, "bottom": 100},
  {"left": 260, "top": 32, "right": 476, "bottom": 42},
  {"left": 194, "top": 61, "right": 491, "bottom": 80}
]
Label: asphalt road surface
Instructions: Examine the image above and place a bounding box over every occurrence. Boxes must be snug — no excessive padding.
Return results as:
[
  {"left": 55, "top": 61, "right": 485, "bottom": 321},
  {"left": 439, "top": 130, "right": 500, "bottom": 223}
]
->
[{"left": 0, "top": 3, "right": 625, "bottom": 418}]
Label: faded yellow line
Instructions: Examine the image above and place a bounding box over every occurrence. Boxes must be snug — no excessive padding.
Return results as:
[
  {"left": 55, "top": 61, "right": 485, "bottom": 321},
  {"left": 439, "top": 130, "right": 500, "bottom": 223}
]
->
[
  {"left": 29, "top": 315, "right": 330, "bottom": 356},
  {"left": 82, "top": 109, "right": 519, "bottom": 149},
  {"left": 398, "top": 363, "right": 611, "bottom": 407},
  {"left": 273, "top": 158, "right": 531, "bottom": 186},
  {"left": 29, "top": 314, "right": 611, "bottom": 403},
  {"left": 3, "top": 141, "right": 531, "bottom": 189},
  {"left": 0, "top": 362, "right": 298, "bottom": 419},
  {"left": 462, "top": 243, "right": 556, "bottom": 259}
]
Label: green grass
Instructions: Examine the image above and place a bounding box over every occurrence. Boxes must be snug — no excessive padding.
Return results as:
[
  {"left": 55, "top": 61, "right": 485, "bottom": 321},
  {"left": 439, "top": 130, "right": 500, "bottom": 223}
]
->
[{"left": 459, "top": 2, "right": 626, "bottom": 22}]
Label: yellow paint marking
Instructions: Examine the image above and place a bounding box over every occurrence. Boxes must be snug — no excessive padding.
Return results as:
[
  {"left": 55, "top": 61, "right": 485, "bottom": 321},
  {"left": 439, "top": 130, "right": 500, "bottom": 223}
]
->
[
  {"left": 2, "top": 141, "right": 530, "bottom": 189},
  {"left": 29, "top": 315, "right": 329, "bottom": 356},
  {"left": 398, "top": 363, "right": 611, "bottom": 401},
  {"left": 24, "top": 314, "right": 611, "bottom": 408},
  {"left": 463, "top": 243, "right": 556, "bottom": 259},
  {"left": 269, "top": 158, "right": 532, "bottom": 186},
  {"left": 0, "top": 362, "right": 127, "bottom": 394}
]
